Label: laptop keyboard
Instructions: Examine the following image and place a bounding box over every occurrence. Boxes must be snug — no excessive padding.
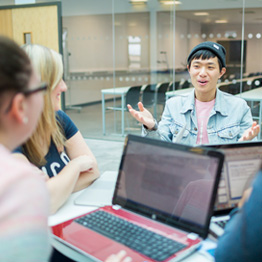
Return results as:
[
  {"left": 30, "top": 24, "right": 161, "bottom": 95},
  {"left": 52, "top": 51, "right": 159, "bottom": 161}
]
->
[
  {"left": 75, "top": 210, "right": 187, "bottom": 261},
  {"left": 214, "top": 220, "right": 227, "bottom": 229}
]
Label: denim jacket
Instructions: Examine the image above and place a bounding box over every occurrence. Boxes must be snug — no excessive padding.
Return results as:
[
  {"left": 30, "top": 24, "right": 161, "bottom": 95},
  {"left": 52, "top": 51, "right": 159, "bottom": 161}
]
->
[{"left": 143, "top": 88, "right": 254, "bottom": 146}]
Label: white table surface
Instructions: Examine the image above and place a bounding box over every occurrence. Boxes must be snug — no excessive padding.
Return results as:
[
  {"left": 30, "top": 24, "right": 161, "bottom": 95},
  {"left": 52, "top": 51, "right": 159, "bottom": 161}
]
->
[
  {"left": 236, "top": 86, "right": 262, "bottom": 101},
  {"left": 49, "top": 171, "right": 216, "bottom": 262},
  {"left": 101, "top": 86, "right": 131, "bottom": 95},
  {"left": 166, "top": 87, "right": 194, "bottom": 99}
]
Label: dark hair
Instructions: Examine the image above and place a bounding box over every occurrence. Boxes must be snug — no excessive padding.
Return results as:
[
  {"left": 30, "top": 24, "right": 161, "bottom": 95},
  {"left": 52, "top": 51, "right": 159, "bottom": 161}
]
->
[
  {"left": 0, "top": 36, "right": 32, "bottom": 101},
  {"left": 187, "top": 49, "right": 223, "bottom": 72}
]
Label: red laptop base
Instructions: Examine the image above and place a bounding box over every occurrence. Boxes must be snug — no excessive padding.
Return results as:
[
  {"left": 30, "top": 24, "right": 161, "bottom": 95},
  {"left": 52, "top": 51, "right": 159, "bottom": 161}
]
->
[{"left": 52, "top": 206, "right": 201, "bottom": 262}]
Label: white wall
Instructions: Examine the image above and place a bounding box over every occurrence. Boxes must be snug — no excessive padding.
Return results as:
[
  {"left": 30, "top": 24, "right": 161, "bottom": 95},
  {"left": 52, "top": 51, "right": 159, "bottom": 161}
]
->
[
  {"left": 63, "top": 12, "right": 150, "bottom": 72},
  {"left": 202, "top": 23, "right": 262, "bottom": 74}
]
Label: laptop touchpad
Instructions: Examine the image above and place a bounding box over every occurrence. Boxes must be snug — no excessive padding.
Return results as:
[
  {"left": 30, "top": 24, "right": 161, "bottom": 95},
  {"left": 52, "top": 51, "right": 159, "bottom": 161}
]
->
[{"left": 65, "top": 228, "right": 112, "bottom": 253}]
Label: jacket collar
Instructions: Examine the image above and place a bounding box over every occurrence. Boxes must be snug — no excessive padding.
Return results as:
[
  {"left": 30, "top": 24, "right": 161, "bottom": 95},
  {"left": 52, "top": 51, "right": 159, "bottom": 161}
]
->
[{"left": 180, "top": 88, "right": 228, "bottom": 116}]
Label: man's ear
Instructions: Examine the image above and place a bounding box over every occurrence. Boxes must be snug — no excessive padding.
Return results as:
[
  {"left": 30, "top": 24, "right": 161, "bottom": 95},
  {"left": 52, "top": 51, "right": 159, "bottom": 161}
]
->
[
  {"left": 219, "top": 67, "right": 226, "bottom": 78},
  {"left": 10, "top": 94, "right": 27, "bottom": 124}
]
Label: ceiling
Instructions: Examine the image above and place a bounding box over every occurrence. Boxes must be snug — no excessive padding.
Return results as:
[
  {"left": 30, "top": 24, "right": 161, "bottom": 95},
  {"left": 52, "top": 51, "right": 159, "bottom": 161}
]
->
[
  {"left": 176, "top": 8, "right": 262, "bottom": 25},
  {"left": 1, "top": 0, "right": 262, "bottom": 23}
]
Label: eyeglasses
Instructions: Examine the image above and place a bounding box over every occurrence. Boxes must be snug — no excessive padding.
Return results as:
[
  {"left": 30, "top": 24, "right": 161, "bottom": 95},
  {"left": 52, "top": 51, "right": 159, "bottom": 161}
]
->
[
  {"left": 22, "top": 82, "right": 47, "bottom": 97},
  {"left": 5, "top": 82, "right": 48, "bottom": 114}
]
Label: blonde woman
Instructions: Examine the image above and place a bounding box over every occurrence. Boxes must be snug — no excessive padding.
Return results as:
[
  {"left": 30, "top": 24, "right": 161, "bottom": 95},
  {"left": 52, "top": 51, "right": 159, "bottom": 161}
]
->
[{"left": 14, "top": 44, "right": 99, "bottom": 214}]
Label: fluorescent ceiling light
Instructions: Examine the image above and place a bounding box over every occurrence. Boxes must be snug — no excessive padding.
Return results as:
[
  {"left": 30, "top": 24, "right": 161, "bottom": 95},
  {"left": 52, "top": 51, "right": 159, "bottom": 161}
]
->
[
  {"left": 129, "top": 0, "right": 147, "bottom": 3},
  {"left": 194, "top": 12, "right": 209, "bottom": 16},
  {"left": 159, "top": 0, "right": 181, "bottom": 5},
  {"left": 215, "top": 20, "right": 228, "bottom": 23}
]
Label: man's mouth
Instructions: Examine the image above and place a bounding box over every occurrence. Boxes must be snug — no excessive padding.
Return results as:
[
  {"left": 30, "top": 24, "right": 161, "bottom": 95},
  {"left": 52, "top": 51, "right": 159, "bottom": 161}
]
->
[{"left": 198, "top": 80, "right": 208, "bottom": 85}]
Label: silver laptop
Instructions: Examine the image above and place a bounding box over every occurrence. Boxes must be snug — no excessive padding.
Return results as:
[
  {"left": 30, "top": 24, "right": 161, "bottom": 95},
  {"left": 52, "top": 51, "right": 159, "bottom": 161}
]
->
[{"left": 205, "top": 141, "right": 262, "bottom": 238}]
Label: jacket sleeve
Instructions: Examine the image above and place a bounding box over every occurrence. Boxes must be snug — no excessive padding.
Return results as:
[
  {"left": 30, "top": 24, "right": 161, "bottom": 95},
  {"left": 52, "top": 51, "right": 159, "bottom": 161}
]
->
[
  {"left": 215, "top": 171, "right": 262, "bottom": 262},
  {"left": 238, "top": 101, "right": 256, "bottom": 140},
  {"left": 141, "top": 100, "right": 174, "bottom": 142}
]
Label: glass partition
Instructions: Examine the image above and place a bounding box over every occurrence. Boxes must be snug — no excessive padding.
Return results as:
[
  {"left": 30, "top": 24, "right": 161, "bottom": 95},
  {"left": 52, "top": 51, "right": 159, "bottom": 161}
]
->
[{"left": 58, "top": 0, "right": 262, "bottom": 141}]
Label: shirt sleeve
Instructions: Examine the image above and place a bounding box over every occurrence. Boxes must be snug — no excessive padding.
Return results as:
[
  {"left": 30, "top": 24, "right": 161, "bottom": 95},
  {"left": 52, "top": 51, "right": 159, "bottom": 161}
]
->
[
  {"left": 215, "top": 170, "right": 262, "bottom": 262},
  {"left": 0, "top": 161, "right": 51, "bottom": 261},
  {"left": 56, "top": 110, "right": 78, "bottom": 140}
]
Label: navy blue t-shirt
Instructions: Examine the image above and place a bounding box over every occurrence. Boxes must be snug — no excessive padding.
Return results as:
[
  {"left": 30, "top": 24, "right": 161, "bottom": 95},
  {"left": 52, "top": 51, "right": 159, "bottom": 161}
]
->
[{"left": 15, "top": 110, "right": 78, "bottom": 178}]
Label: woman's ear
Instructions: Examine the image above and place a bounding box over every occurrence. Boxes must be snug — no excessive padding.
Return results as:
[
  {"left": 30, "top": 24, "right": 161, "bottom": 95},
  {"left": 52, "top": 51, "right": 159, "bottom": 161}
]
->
[{"left": 10, "top": 93, "right": 27, "bottom": 124}]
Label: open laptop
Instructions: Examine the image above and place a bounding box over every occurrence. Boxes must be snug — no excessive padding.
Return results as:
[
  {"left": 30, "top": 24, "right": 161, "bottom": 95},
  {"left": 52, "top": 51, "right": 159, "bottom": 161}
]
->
[
  {"left": 52, "top": 135, "right": 224, "bottom": 262},
  {"left": 205, "top": 141, "right": 262, "bottom": 238}
]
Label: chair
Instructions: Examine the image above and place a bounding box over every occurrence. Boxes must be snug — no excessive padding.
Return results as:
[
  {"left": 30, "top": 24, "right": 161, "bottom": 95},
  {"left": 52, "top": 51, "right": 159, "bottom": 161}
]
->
[
  {"left": 155, "top": 82, "right": 170, "bottom": 119},
  {"left": 181, "top": 79, "right": 190, "bottom": 89},
  {"left": 218, "top": 83, "right": 230, "bottom": 93},
  {"left": 251, "top": 78, "right": 262, "bottom": 89},
  {"left": 142, "top": 84, "right": 157, "bottom": 108},
  {"left": 227, "top": 82, "right": 240, "bottom": 95},
  {"left": 241, "top": 81, "right": 251, "bottom": 92},
  {"left": 107, "top": 85, "right": 142, "bottom": 111},
  {"left": 106, "top": 85, "right": 142, "bottom": 131},
  {"left": 168, "top": 81, "right": 180, "bottom": 91}
]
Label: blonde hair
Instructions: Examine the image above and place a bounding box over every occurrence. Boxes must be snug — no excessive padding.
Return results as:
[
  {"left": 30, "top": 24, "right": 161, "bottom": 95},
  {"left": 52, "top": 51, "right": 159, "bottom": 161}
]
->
[{"left": 22, "top": 44, "right": 65, "bottom": 166}]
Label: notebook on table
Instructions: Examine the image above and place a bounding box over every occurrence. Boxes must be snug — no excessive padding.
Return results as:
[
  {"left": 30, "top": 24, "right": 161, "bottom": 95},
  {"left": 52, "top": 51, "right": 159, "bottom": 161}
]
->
[
  {"left": 74, "top": 171, "right": 118, "bottom": 207},
  {"left": 205, "top": 141, "right": 262, "bottom": 238},
  {"left": 52, "top": 135, "right": 224, "bottom": 262}
]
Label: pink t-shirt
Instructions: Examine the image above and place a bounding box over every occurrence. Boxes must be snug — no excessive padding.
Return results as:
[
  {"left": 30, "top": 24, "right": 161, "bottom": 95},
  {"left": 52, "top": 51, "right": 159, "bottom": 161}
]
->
[
  {"left": 0, "top": 145, "right": 51, "bottom": 261},
  {"left": 195, "top": 98, "right": 215, "bottom": 145}
]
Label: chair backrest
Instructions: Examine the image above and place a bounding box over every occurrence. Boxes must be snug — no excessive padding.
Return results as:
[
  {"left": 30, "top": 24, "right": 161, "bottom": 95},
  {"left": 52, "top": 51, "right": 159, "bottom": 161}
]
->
[
  {"left": 241, "top": 80, "right": 251, "bottom": 92},
  {"left": 227, "top": 82, "right": 240, "bottom": 95},
  {"left": 142, "top": 84, "right": 157, "bottom": 107},
  {"left": 251, "top": 77, "right": 262, "bottom": 89},
  {"left": 181, "top": 79, "right": 190, "bottom": 89},
  {"left": 156, "top": 82, "right": 170, "bottom": 104},
  {"left": 125, "top": 85, "right": 142, "bottom": 110},
  {"left": 168, "top": 81, "right": 180, "bottom": 91},
  {"left": 219, "top": 83, "right": 229, "bottom": 93}
]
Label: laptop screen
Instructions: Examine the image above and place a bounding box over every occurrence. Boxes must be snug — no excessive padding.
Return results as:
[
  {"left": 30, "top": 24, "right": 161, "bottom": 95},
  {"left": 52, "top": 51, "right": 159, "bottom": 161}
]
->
[
  {"left": 113, "top": 135, "right": 224, "bottom": 238},
  {"left": 206, "top": 141, "right": 262, "bottom": 214}
]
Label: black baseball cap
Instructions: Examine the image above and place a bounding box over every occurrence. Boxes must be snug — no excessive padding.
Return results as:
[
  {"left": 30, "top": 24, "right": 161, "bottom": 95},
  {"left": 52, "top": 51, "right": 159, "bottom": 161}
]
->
[{"left": 187, "top": 41, "right": 226, "bottom": 68}]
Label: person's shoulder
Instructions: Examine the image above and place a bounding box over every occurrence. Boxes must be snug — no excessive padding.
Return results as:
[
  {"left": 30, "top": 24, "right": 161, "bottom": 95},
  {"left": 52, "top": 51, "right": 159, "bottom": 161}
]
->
[
  {"left": 166, "top": 93, "right": 189, "bottom": 104},
  {"left": 56, "top": 109, "right": 68, "bottom": 119},
  {"left": 56, "top": 110, "right": 74, "bottom": 124},
  {"left": 0, "top": 147, "right": 45, "bottom": 188},
  {"left": 220, "top": 90, "right": 247, "bottom": 104},
  {"left": 56, "top": 110, "right": 78, "bottom": 138}
]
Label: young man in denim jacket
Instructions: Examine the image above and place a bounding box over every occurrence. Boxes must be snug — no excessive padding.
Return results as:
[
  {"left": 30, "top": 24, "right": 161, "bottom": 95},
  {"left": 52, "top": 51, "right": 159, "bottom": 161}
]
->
[{"left": 128, "top": 41, "right": 259, "bottom": 145}]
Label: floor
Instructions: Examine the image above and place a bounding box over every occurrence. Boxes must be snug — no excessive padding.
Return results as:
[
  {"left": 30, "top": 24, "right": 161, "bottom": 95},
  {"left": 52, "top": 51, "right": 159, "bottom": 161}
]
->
[
  {"left": 66, "top": 100, "right": 157, "bottom": 142},
  {"left": 67, "top": 99, "right": 161, "bottom": 174}
]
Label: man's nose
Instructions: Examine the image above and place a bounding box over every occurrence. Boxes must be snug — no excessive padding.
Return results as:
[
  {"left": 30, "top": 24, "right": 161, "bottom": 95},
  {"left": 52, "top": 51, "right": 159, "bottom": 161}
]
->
[{"left": 199, "top": 67, "right": 207, "bottom": 76}]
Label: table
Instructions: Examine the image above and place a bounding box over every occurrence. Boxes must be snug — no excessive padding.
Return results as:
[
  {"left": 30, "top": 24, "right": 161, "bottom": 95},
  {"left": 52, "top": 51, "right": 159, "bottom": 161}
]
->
[
  {"left": 236, "top": 87, "right": 262, "bottom": 139},
  {"left": 101, "top": 87, "right": 130, "bottom": 137},
  {"left": 49, "top": 172, "right": 216, "bottom": 262},
  {"left": 165, "top": 87, "right": 194, "bottom": 100}
]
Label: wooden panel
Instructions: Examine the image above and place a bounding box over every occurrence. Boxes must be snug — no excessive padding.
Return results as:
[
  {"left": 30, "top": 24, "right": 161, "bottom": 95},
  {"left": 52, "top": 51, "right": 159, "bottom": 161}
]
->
[
  {"left": 0, "top": 9, "right": 13, "bottom": 38},
  {"left": 12, "top": 5, "right": 59, "bottom": 52}
]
